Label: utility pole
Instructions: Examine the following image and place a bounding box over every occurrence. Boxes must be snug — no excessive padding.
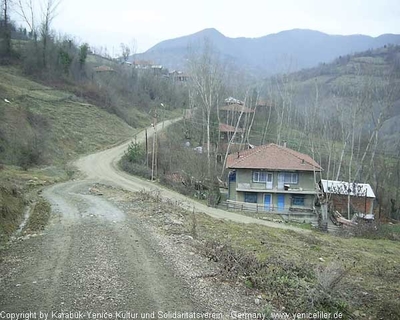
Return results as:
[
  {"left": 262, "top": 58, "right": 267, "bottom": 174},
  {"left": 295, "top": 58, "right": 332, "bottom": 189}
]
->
[
  {"left": 151, "top": 107, "right": 158, "bottom": 181},
  {"left": 154, "top": 108, "right": 158, "bottom": 179},
  {"left": 151, "top": 125, "right": 155, "bottom": 181},
  {"left": 161, "top": 103, "right": 165, "bottom": 130},
  {"left": 145, "top": 129, "right": 148, "bottom": 168}
]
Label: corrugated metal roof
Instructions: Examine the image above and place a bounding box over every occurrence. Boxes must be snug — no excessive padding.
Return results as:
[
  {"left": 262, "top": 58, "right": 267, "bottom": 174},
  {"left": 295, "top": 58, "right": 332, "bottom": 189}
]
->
[{"left": 321, "top": 179, "right": 375, "bottom": 198}]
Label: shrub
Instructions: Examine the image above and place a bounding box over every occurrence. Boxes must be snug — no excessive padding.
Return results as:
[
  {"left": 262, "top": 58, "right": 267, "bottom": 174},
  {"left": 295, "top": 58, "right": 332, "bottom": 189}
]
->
[
  {"left": 119, "top": 155, "right": 151, "bottom": 180},
  {"left": 199, "top": 240, "right": 350, "bottom": 314},
  {"left": 124, "top": 141, "right": 145, "bottom": 164},
  {"left": 18, "top": 145, "right": 42, "bottom": 170},
  {"left": 339, "top": 221, "right": 400, "bottom": 241},
  {"left": 159, "top": 174, "right": 194, "bottom": 197}
]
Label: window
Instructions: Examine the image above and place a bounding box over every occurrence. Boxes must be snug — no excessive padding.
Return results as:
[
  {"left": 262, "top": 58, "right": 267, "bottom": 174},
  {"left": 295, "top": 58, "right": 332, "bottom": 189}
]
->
[
  {"left": 253, "top": 171, "right": 267, "bottom": 182},
  {"left": 244, "top": 192, "right": 258, "bottom": 203},
  {"left": 292, "top": 195, "right": 305, "bottom": 206},
  {"left": 283, "top": 172, "right": 298, "bottom": 184}
]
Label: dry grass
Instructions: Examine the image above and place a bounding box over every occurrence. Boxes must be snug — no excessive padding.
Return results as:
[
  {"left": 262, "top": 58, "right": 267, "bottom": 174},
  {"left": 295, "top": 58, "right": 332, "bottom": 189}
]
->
[
  {"left": 125, "top": 190, "right": 400, "bottom": 318},
  {"left": 0, "top": 65, "right": 136, "bottom": 166}
]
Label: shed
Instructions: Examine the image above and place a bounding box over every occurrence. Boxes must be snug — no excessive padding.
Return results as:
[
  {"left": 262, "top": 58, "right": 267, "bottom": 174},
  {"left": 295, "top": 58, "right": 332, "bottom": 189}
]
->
[{"left": 320, "top": 179, "right": 375, "bottom": 215}]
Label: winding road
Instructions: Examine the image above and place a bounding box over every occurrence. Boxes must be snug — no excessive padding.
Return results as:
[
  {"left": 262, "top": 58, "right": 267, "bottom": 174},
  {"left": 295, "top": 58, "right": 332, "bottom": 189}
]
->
[
  {"left": 0, "top": 118, "right": 304, "bottom": 316},
  {"left": 75, "top": 118, "right": 305, "bottom": 232}
]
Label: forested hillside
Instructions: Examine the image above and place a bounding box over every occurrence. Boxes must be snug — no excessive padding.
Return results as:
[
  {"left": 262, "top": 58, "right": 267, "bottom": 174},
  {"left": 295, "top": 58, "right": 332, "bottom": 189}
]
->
[
  {"left": 251, "top": 45, "right": 400, "bottom": 218},
  {"left": 0, "top": 22, "right": 188, "bottom": 168}
]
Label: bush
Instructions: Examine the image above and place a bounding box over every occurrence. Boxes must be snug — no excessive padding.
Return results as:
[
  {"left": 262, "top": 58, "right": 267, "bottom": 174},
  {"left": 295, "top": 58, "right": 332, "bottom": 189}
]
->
[
  {"left": 339, "top": 221, "right": 400, "bottom": 241},
  {"left": 159, "top": 174, "right": 194, "bottom": 196},
  {"left": 119, "top": 155, "right": 151, "bottom": 180},
  {"left": 18, "top": 145, "right": 42, "bottom": 170},
  {"left": 199, "top": 240, "right": 350, "bottom": 314},
  {"left": 124, "top": 141, "right": 145, "bottom": 164}
]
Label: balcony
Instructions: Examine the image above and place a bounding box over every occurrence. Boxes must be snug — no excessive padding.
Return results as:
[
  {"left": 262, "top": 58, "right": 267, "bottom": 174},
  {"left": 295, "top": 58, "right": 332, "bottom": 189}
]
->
[{"left": 236, "top": 183, "right": 317, "bottom": 194}]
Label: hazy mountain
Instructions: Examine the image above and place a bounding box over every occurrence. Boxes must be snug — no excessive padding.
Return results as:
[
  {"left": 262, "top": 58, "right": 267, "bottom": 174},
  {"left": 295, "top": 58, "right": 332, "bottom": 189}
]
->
[{"left": 132, "top": 28, "right": 400, "bottom": 75}]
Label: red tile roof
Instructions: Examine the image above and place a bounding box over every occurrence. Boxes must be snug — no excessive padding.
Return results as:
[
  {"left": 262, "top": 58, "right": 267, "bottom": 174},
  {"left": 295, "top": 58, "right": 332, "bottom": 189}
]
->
[
  {"left": 220, "top": 103, "right": 255, "bottom": 113},
  {"left": 227, "top": 143, "right": 322, "bottom": 171},
  {"left": 219, "top": 123, "right": 244, "bottom": 133}
]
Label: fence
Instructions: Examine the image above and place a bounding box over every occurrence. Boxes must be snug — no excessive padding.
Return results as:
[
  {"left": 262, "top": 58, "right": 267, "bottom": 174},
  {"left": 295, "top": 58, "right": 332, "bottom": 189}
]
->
[{"left": 223, "top": 200, "right": 317, "bottom": 222}]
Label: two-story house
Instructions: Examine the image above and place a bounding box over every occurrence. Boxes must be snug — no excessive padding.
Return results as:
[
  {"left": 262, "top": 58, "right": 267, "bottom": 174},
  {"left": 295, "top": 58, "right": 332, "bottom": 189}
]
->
[{"left": 226, "top": 143, "right": 322, "bottom": 213}]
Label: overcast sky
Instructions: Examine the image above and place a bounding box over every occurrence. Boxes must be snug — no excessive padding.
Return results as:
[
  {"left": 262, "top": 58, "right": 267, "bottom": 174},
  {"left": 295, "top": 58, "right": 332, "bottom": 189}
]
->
[{"left": 14, "top": 0, "right": 400, "bottom": 55}]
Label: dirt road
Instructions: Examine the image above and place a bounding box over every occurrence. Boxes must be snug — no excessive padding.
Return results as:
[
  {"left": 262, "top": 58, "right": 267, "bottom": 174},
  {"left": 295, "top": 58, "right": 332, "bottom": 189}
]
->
[
  {"left": 0, "top": 120, "right": 197, "bottom": 315},
  {"left": 0, "top": 118, "right": 303, "bottom": 316},
  {"left": 0, "top": 178, "right": 196, "bottom": 314},
  {"left": 76, "top": 119, "right": 305, "bottom": 232}
]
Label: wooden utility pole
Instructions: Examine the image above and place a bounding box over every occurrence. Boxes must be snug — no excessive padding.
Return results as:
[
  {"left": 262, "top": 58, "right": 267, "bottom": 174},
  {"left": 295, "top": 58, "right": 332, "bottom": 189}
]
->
[
  {"left": 145, "top": 129, "right": 148, "bottom": 168},
  {"left": 151, "top": 107, "right": 158, "bottom": 181},
  {"left": 154, "top": 109, "right": 158, "bottom": 179},
  {"left": 151, "top": 126, "right": 155, "bottom": 181}
]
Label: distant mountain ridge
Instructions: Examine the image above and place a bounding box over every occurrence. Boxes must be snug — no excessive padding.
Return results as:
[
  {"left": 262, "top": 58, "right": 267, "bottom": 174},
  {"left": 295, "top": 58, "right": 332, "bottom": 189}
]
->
[{"left": 132, "top": 28, "right": 400, "bottom": 75}]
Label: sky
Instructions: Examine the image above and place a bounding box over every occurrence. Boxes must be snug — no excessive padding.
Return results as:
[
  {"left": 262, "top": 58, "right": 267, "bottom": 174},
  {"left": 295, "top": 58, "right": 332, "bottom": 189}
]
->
[{"left": 12, "top": 0, "right": 400, "bottom": 55}]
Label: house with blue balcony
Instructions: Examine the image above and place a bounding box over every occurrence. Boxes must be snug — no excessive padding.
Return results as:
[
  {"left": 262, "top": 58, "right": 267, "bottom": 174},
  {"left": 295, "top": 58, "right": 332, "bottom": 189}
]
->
[{"left": 226, "top": 143, "right": 322, "bottom": 215}]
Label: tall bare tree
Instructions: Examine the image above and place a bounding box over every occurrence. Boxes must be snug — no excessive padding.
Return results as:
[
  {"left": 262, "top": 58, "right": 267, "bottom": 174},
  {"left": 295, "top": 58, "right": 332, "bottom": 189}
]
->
[
  {"left": 120, "top": 43, "right": 130, "bottom": 63},
  {"left": 40, "top": 0, "right": 61, "bottom": 67},
  {"left": 187, "top": 40, "right": 225, "bottom": 178},
  {"left": 16, "top": 0, "right": 35, "bottom": 36},
  {"left": 0, "top": 0, "right": 12, "bottom": 57}
]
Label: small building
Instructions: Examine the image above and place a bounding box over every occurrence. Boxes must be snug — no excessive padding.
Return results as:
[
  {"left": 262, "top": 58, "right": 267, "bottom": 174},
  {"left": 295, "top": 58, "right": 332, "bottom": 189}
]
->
[
  {"left": 93, "top": 65, "right": 115, "bottom": 73},
  {"left": 151, "top": 65, "right": 163, "bottom": 75},
  {"left": 225, "top": 97, "right": 244, "bottom": 105},
  {"left": 219, "top": 123, "right": 244, "bottom": 141},
  {"left": 133, "top": 60, "right": 154, "bottom": 69},
  {"left": 220, "top": 103, "right": 255, "bottom": 114},
  {"left": 220, "top": 103, "right": 255, "bottom": 131},
  {"left": 169, "top": 70, "right": 190, "bottom": 82},
  {"left": 226, "top": 143, "right": 322, "bottom": 215},
  {"left": 319, "top": 179, "right": 375, "bottom": 215}
]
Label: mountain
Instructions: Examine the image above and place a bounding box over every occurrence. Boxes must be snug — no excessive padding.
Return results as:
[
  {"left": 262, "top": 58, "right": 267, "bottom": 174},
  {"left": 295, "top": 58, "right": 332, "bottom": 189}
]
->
[{"left": 132, "top": 28, "right": 400, "bottom": 75}]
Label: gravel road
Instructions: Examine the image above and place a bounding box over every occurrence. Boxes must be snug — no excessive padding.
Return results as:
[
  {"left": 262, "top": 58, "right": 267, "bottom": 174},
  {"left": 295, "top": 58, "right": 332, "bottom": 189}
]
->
[
  {"left": 0, "top": 179, "right": 197, "bottom": 315},
  {"left": 0, "top": 118, "right": 302, "bottom": 318},
  {"left": 76, "top": 119, "right": 306, "bottom": 232}
]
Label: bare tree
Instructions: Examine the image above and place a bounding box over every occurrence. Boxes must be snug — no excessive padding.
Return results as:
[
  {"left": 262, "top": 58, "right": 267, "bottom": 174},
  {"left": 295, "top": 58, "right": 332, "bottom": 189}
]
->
[
  {"left": 187, "top": 40, "right": 225, "bottom": 178},
  {"left": 120, "top": 43, "right": 130, "bottom": 63},
  {"left": 0, "top": 0, "right": 12, "bottom": 57},
  {"left": 40, "top": 0, "right": 61, "bottom": 67},
  {"left": 15, "top": 0, "right": 35, "bottom": 36}
]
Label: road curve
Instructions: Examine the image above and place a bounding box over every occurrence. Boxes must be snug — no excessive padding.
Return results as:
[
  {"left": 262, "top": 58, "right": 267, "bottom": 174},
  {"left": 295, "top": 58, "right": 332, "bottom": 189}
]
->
[{"left": 76, "top": 118, "right": 307, "bottom": 232}]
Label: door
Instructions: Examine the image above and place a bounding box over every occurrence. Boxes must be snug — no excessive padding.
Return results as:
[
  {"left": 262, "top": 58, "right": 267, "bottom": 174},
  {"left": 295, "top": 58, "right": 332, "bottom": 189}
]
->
[
  {"left": 266, "top": 173, "right": 273, "bottom": 189},
  {"left": 278, "top": 173, "right": 285, "bottom": 190},
  {"left": 277, "top": 194, "right": 285, "bottom": 211},
  {"left": 264, "top": 194, "right": 272, "bottom": 211}
]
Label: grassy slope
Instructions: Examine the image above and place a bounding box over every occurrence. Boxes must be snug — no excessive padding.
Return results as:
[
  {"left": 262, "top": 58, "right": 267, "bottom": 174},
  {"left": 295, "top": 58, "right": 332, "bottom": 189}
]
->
[
  {"left": 128, "top": 190, "right": 400, "bottom": 319},
  {"left": 0, "top": 65, "right": 136, "bottom": 165},
  {"left": 0, "top": 65, "right": 140, "bottom": 241},
  {"left": 0, "top": 183, "right": 25, "bottom": 242},
  {"left": 198, "top": 215, "right": 400, "bottom": 318},
  {"left": 109, "top": 188, "right": 400, "bottom": 319}
]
